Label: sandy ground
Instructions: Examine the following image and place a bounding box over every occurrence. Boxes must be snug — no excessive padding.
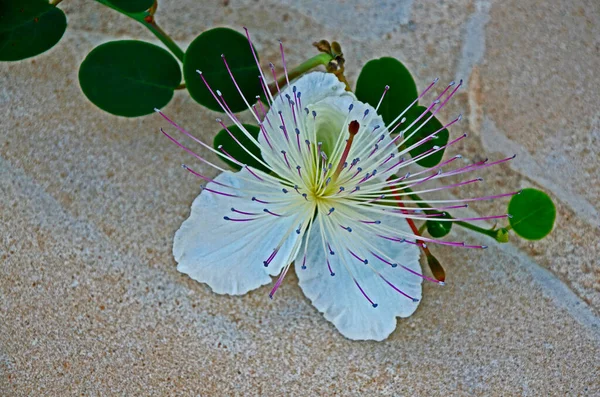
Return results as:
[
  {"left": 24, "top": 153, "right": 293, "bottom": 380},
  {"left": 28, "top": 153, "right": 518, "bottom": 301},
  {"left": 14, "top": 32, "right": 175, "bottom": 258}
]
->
[{"left": 1, "top": 0, "right": 599, "bottom": 395}]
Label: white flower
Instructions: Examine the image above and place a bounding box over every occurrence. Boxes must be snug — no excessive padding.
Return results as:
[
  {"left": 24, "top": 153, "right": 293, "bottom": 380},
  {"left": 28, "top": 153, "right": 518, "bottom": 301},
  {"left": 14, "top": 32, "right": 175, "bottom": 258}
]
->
[{"left": 156, "top": 31, "right": 512, "bottom": 341}]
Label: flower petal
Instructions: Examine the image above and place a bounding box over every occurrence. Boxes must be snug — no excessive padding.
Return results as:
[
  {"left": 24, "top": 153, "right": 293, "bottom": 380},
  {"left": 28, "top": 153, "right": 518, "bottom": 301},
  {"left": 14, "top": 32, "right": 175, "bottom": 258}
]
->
[
  {"left": 274, "top": 71, "right": 353, "bottom": 113},
  {"left": 257, "top": 72, "right": 354, "bottom": 167},
  {"left": 296, "top": 211, "right": 422, "bottom": 341},
  {"left": 174, "top": 170, "right": 301, "bottom": 295}
]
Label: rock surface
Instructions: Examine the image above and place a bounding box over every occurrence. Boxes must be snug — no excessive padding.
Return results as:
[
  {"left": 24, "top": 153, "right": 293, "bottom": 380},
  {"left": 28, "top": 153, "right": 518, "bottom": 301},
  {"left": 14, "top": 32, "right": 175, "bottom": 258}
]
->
[{"left": 1, "top": 0, "right": 598, "bottom": 395}]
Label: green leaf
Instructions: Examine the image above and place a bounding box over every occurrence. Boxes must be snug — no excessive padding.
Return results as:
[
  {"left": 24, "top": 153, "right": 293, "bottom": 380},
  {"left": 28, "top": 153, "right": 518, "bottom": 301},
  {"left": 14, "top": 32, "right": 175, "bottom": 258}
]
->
[
  {"left": 79, "top": 40, "right": 181, "bottom": 117},
  {"left": 102, "top": 0, "right": 154, "bottom": 13},
  {"left": 184, "top": 27, "right": 261, "bottom": 113},
  {"left": 213, "top": 124, "right": 268, "bottom": 173},
  {"left": 508, "top": 188, "right": 556, "bottom": 240},
  {"left": 355, "top": 57, "right": 418, "bottom": 127},
  {"left": 402, "top": 106, "right": 449, "bottom": 167},
  {"left": 0, "top": 0, "right": 67, "bottom": 61},
  {"left": 426, "top": 212, "right": 453, "bottom": 238}
]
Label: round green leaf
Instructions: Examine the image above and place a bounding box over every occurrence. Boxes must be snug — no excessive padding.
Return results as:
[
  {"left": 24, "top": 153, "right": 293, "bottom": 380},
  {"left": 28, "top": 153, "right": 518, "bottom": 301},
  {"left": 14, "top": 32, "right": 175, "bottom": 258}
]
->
[
  {"left": 213, "top": 124, "right": 268, "bottom": 173},
  {"left": 79, "top": 40, "right": 181, "bottom": 117},
  {"left": 508, "top": 188, "right": 556, "bottom": 240},
  {"left": 402, "top": 106, "right": 449, "bottom": 167},
  {"left": 355, "top": 57, "right": 418, "bottom": 127},
  {"left": 426, "top": 212, "right": 453, "bottom": 238},
  {"left": 102, "top": 0, "right": 154, "bottom": 13},
  {"left": 0, "top": 0, "right": 67, "bottom": 61},
  {"left": 184, "top": 27, "right": 261, "bottom": 113}
]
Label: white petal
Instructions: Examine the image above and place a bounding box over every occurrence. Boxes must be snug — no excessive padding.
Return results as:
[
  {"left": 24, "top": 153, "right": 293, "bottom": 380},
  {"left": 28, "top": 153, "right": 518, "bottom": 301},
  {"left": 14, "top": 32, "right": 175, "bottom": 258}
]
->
[
  {"left": 257, "top": 72, "right": 353, "bottom": 166},
  {"left": 296, "top": 211, "right": 422, "bottom": 341},
  {"left": 274, "top": 71, "right": 353, "bottom": 113},
  {"left": 174, "top": 170, "right": 301, "bottom": 295}
]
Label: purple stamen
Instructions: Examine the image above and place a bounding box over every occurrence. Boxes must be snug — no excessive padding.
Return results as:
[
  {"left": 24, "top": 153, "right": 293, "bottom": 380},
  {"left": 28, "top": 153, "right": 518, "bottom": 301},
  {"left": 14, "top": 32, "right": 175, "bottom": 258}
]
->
[
  {"left": 263, "top": 208, "right": 281, "bottom": 217},
  {"left": 327, "top": 242, "right": 335, "bottom": 255},
  {"left": 327, "top": 258, "right": 335, "bottom": 276},
  {"left": 160, "top": 128, "right": 224, "bottom": 172},
  {"left": 202, "top": 185, "right": 239, "bottom": 198},
  {"left": 353, "top": 278, "right": 377, "bottom": 307},
  {"left": 360, "top": 219, "right": 381, "bottom": 225},
  {"left": 243, "top": 27, "right": 272, "bottom": 106},
  {"left": 351, "top": 167, "right": 363, "bottom": 180},
  {"left": 251, "top": 197, "right": 270, "bottom": 204},
  {"left": 379, "top": 153, "right": 395, "bottom": 166},
  {"left": 278, "top": 40, "right": 290, "bottom": 88},
  {"left": 281, "top": 150, "right": 291, "bottom": 169},
  {"left": 269, "top": 63, "right": 283, "bottom": 102},
  {"left": 258, "top": 75, "right": 272, "bottom": 107},
  {"left": 181, "top": 164, "right": 229, "bottom": 187},
  {"left": 295, "top": 128, "right": 301, "bottom": 152},
  {"left": 217, "top": 144, "right": 242, "bottom": 165},
  {"left": 231, "top": 207, "right": 259, "bottom": 216},
  {"left": 223, "top": 216, "right": 257, "bottom": 222},
  {"left": 245, "top": 165, "right": 264, "bottom": 181},
  {"left": 263, "top": 248, "right": 279, "bottom": 267},
  {"left": 379, "top": 274, "right": 419, "bottom": 302},
  {"left": 269, "top": 263, "right": 290, "bottom": 299},
  {"left": 348, "top": 249, "right": 367, "bottom": 264},
  {"left": 368, "top": 144, "right": 379, "bottom": 159},
  {"left": 375, "top": 85, "right": 390, "bottom": 111}
]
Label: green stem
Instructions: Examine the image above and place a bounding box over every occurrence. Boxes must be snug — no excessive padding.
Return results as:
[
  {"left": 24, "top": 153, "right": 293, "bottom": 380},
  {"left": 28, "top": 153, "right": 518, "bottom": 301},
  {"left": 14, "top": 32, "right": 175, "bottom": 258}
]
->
[
  {"left": 268, "top": 53, "right": 333, "bottom": 94},
  {"left": 144, "top": 21, "right": 185, "bottom": 62},
  {"left": 454, "top": 221, "right": 497, "bottom": 239},
  {"left": 50, "top": 0, "right": 63, "bottom": 5},
  {"left": 93, "top": 0, "right": 185, "bottom": 62},
  {"left": 401, "top": 186, "right": 498, "bottom": 239}
]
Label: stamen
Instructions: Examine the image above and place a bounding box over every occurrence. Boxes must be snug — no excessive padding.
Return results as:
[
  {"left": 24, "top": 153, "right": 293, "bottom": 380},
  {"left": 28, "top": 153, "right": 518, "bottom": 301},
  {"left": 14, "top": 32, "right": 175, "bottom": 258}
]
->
[
  {"left": 354, "top": 278, "right": 377, "bottom": 307},
  {"left": 269, "top": 63, "right": 283, "bottom": 101},
  {"left": 269, "top": 262, "right": 290, "bottom": 299},
  {"left": 202, "top": 185, "right": 238, "bottom": 198},
  {"left": 231, "top": 208, "right": 259, "bottom": 216},
  {"left": 263, "top": 248, "right": 279, "bottom": 267},
  {"left": 181, "top": 164, "right": 229, "bottom": 187},
  {"left": 348, "top": 249, "right": 367, "bottom": 264},
  {"left": 281, "top": 150, "right": 291, "bottom": 169},
  {"left": 244, "top": 165, "right": 264, "bottom": 181},
  {"left": 379, "top": 274, "right": 419, "bottom": 302},
  {"left": 327, "top": 242, "right": 335, "bottom": 255},
  {"left": 327, "top": 258, "right": 335, "bottom": 276},
  {"left": 223, "top": 216, "right": 257, "bottom": 222},
  {"left": 252, "top": 196, "right": 270, "bottom": 204},
  {"left": 375, "top": 85, "right": 390, "bottom": 111},
  {"left": 263, "top": 208, "right": 281, "bottom": 217}
]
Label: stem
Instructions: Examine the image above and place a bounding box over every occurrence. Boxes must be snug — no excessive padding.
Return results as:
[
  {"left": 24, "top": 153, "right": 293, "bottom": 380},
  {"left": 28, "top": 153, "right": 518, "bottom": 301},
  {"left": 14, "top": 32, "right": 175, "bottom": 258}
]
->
[
  {"left": 401, "top": 185, "right": 499, "bottom": 240},
  {"left": 268, "top": 53, "right": 333, "bottom": 94},
  {"left": 93, "top": 0, "right": 185, "bottom": 62},
  {"left": 175, "top": 83, "right": 186, "bottom": 90},
  {"left": 144, "top": 21, "right": 185, "bottom": 62},
  {"left": 50, "top": 0, "right": 63, "bottom": 5},
  {"left": 454, "top": 221, "right": 497, "bottom": 239}
]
